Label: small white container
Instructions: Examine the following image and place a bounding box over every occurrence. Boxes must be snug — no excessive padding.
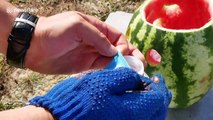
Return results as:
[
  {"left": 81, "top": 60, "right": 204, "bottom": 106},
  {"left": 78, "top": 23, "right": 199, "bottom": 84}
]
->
[{"left": 124, "top": 56, "right": 149, "bottom": 77}]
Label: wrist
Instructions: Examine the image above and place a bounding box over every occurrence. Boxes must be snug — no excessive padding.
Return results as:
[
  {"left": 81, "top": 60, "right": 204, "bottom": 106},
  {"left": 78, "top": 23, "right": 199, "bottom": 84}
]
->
[
  {"left": 32, "top": 106, "right": 55, "bottom": 120},
  {"left": 25, "top": 16, "right": 46, "bottom": 69},
  {"left": 0, "top": 1, "right": 20, "bottom": 55},
  {"left": 0, "top": 105, "right": 54, "bottom": 120},
  {"left": 21, "top": 105, "right": 54, "bottom": 120}
]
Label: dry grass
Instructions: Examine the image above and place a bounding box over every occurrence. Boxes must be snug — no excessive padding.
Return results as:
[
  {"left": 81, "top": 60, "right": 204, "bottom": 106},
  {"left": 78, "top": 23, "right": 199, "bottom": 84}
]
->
[
  {"left": 0, "top": 0, "right": 144, "bottom": 110},
  {"left": 10, "top": 0, "right": 144, "bottom": 20}
]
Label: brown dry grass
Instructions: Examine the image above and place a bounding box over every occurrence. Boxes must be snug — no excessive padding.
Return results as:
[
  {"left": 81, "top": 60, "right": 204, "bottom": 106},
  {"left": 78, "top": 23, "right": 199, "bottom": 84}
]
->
[{"left": 0, "top": 0, "right": 144, "bottom": 110}]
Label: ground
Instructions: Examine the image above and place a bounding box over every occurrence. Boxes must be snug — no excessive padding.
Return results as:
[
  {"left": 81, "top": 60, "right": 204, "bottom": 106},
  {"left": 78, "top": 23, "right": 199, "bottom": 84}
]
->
[{"left": 0, "top": 0, "right": 144, "bottom": 110}]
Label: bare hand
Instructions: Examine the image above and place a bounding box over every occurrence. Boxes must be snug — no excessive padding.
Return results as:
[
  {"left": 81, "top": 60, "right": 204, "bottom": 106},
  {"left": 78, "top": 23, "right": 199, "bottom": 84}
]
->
[{"left": 25, "top": 11, "right": 145, "bottom": 74}]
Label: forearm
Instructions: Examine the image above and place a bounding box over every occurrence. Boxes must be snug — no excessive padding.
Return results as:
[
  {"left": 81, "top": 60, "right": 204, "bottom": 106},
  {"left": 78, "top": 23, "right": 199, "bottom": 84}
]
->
[
  {"left": 0, "top": 105, "right": 54, "bottom": 120},
  {"left": 0, "top": 0, "right": 20, "bottom": 55}
]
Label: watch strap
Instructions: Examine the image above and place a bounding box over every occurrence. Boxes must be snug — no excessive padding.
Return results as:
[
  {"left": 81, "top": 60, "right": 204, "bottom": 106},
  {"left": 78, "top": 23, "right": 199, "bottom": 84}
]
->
[{"left": 6, "top": 12, "right": 38, "bottom": 68}]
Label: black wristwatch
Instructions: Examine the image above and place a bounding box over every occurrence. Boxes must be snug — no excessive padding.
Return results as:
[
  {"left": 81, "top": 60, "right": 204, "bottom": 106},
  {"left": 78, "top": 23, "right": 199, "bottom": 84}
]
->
[{"left": 6, "top": 12, "right": 39, "bottom": 68}]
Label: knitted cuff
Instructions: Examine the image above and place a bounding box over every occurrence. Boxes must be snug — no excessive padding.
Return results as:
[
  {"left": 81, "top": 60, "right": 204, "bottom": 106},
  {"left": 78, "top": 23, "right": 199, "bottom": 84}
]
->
[{"left": 29, "top": 78, "right": 84, "bottom": 120}]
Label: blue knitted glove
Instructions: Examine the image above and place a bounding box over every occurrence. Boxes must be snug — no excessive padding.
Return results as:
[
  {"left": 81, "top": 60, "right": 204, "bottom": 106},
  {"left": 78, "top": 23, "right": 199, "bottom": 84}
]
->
[{"left": 29, "top": 68, "right": 172, "bottom": 120}]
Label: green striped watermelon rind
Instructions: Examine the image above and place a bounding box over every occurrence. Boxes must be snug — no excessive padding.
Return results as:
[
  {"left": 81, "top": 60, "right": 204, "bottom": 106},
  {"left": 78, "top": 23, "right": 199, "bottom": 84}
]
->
[{"left": 126, "top": 0, "right": 213, "bottom": 108}]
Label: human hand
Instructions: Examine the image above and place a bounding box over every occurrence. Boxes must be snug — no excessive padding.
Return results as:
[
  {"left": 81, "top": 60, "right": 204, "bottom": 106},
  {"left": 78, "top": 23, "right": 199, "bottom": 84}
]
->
[
  {"left": 25, "top": 12, "right": 145, "bottom": 74},
  {"left": 29, "top": 68, "right": 172, "bottom": 120}
]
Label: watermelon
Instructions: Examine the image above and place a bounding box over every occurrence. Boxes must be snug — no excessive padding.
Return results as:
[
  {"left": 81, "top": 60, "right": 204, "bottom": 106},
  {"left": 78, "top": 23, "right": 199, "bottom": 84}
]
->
[{"left": 126, "top": 0, "right": 213, "bottom": 108}]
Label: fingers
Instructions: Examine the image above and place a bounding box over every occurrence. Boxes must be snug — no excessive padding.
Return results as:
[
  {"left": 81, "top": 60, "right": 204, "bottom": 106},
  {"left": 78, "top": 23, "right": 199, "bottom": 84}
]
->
[
  {"left": 77, "top": 12, "right": 130, "bottom": 53},
  {"left": 81, "top": 67, "right": 142, "bottom": 94},
  {"left": 103, "top": 68, "right": 144, "bottom": 94},
  {"left": 76, "top": 18, "right": 117, "bottom": 57},
  {"left": 77, "top": 12, "right": 147, "bottom": 67},
  {"left": 128, "top": 43, "right": 147, "bottom": 67},
  {"left": 90, "top": 55, "right": 113, "bottom": 70},
  {"left": 151, "top": 74, "right": 172, "bottom": 106},
  {"left": 122, "top": 91, "right": 165, "bottom": 114}
]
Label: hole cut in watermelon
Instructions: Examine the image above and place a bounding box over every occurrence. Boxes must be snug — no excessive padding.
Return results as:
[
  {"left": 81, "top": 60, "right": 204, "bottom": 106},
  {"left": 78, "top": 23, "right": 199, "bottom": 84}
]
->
[{"left": 145, "top": 0, "right": 211, "bottom": 29}]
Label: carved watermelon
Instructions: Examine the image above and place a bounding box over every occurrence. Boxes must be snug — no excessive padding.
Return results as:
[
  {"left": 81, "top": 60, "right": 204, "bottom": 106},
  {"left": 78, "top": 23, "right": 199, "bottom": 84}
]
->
[{"left": 126, "top": 0, "right": 213, "bottom": 108}]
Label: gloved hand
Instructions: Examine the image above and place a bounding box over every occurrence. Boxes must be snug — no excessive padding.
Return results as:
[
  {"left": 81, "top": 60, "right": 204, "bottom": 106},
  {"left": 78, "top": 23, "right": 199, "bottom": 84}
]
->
[{"left": 29, "top": 68, "right": 172, "bottom": 120}]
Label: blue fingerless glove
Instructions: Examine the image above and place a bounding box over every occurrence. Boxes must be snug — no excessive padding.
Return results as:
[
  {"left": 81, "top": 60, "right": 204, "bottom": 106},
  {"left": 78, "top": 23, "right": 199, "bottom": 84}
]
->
[{"left": 29, "top": 68, "right": 172, "bottom": 120}]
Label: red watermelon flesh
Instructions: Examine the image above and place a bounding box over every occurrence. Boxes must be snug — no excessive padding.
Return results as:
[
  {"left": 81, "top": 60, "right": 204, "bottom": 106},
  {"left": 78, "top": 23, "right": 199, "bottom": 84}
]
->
[{"left": 145, "top": 0, "right": 211, "bottom": 29}]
